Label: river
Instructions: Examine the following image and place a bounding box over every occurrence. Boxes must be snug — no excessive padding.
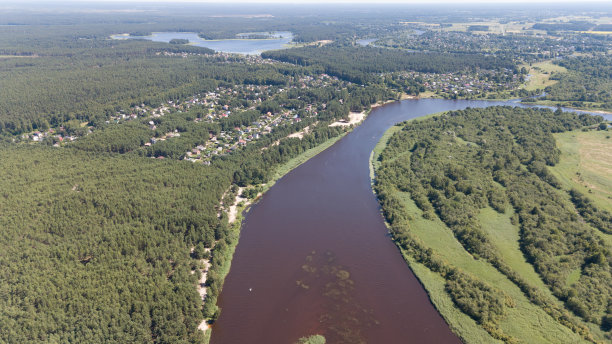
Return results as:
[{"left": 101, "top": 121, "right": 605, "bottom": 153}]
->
[{"left": 210, "top": 99, "right": 610, "bottom": 344}]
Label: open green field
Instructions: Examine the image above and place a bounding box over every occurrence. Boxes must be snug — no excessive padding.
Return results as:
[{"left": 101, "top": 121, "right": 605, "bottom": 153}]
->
[
  {"left": 417, "top": 91, "right": 439, "bottom": 99},
  {"left": 550, "top": 129, "right": 612, "bottom": 213},
  {"left": 521, "top": 60, "right": 567, "bottom": 92},
  {"left": 0, "top": 55, "right": 38, "bottom": 58}
]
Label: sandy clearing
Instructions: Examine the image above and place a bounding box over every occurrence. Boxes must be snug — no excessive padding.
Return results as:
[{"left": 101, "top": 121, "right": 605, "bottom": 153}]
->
[
  {"left": 288, "top": 123, "right": 316, "bottom": 139},
  {"left": 227, "top": 187, "right": 247, "bottom": 224},
  {"left": 288, "top": 131, "right": 305, "bottom": 139},
  {"left": 190, "top": 246, "right": 212, "bottom": 333},
  {"left": 329, "top": 111, "right": 366, "bottom": 127}
]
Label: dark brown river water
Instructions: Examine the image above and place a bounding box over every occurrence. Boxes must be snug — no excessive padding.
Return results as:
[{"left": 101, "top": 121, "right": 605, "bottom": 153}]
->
[{"left": 209, "top": 99, "right": 609, "bottom": 344}]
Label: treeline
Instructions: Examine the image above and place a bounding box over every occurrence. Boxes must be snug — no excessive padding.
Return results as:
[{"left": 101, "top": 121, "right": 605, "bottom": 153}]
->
[
  {"left": 375, "top": 106, "right": 609, "bottom": 342},
  {"left": 169, "top": 38, "right": 190, "bottom": 45},
  {"left": 543, "top": 55, "right": 612, "bottom": 110},
  {"left": 262, "top": 44, "right": 517, "bottom": 85},
  {"left": 532, "top": 21, "right": 595, "bottom": 33},
  {"left": 569, "top": 189, "right": 612, "bottom": 235},
  {"left": 594, "top": 25, "right": 612, "bottom": 31}
]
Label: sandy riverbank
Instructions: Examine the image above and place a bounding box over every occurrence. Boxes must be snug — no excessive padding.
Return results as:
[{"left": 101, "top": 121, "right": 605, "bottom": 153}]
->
[
  {"left": 190, "top": 246, "right": 212, "bottom": 333},
  {"left": 196, "top": 186, "right": 250, "bottom": 334},
  {"left": 329, "top": 111, "right": 366, "bottom": 127},
  {"left": 227, "top": 187, "right": 251, "bottom": 224}
]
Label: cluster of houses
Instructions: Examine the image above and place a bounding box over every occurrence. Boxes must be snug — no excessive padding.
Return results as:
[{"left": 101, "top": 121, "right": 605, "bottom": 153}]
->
[
  {"left": 20, "top": 52, "right": 347, "bottom": 159},
  {"left": 168, "top": 75, "right": 339, "bottom": 164},
  {"left": 22, "top": 128, "right": 81, "bottom": 146},
  {"left": 381, "top": 30, "right": 579, "bottom": 57},
  {"left": 179, "top": 75, "right": 343, "bottom": 164},
  {"left": 154, "top": 51, "right": 210, "bottom": 58},
  {"left": 184, "top": 110, "right": 304, "bottom": 164},
  {"left": 402, "top": 69, "right": 523, "bottom": 97},
  {"left": 91, "top": 70, "right": 338, "bottom": 163}
]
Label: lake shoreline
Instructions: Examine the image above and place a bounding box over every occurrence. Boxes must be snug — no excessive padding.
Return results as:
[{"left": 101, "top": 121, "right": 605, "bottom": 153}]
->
[{"left": 110, "top": 31, "right": 294, "bottom": 55}]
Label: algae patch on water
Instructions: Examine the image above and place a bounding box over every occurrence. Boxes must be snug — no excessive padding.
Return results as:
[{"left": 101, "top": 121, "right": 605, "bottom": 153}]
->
[{"left": 294, "top": 251, "right": 378, "bottom": 344}]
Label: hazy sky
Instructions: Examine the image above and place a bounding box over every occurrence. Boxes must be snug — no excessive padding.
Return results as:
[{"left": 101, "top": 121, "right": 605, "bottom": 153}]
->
[{"left": 23, "top": 0, "right": 612, "bottom": 3}]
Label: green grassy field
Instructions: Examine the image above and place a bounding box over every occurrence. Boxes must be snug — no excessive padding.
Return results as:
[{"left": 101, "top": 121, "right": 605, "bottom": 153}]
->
[
  {"left": 370, "top": 125, "right": 401, "bottom": 179},
  {"left": 549, "top": 129, "right": 612, "bottom": 247},
  {"left": 370, "top": 116, "right": 598, "bottom": 344},
  {"left": 521, "top": 60, "right": 567, "bottom": 92},
  {"left": 550, "top": 129, "right": 612, "bottom": 213},
  {"left": 478, "top": 207, "right": 557, "bottom": 299}
]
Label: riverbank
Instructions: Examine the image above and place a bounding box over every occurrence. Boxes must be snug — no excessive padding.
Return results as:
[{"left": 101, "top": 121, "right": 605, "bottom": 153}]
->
[
  {"left": 227, "top": 187, "right": 250, "bottom": 224},
  {"left": 369, "top": 107, "right": 602, "bottom": 344},
  {"left": 201, "top": 198, "right": 249, "bottom": 344},
  {"left": 415, "top": 91, "right": 515, "bottom": 102},
  {"left": 267, "top": 99, "right": 394, "bottom": 189},
  {"left": 526, "top": 99, "right": 612, "bottom": 115},
  {"left": 329, "top": 111, "right": 366, "bottom": 127},
  {"left": 203, "top": 99, "right": 391, "bottom": 343},
  {"left": 209, "top": 98, "right": 469, "bottom": 344}
]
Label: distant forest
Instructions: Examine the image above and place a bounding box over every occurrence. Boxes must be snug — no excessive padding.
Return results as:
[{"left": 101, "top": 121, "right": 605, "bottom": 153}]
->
[{"left": 263, "top": 44, "right": 517, "bottom": 85}]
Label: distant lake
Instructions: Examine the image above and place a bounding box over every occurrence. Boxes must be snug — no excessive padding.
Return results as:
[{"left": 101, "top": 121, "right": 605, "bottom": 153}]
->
[
  {"left": 357, "top": 29, "right": 424, "bottom": 47},
  {"left": 356, "top": 38, "right": 377, "bottom": 46},
  {"left": 110, "top": 31, "right": 294, "bottom": 55}
]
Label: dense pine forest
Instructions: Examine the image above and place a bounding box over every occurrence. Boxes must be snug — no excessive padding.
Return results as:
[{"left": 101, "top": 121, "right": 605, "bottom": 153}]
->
[
  {"left": 262, "top": 44, "right": 517, "bottom": 85},
  {"left": 373, "top": 107, "right": 611, "bottom": 343},
  {"left": 0, "top": 146, "right": 226, "bottom": 343}
]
